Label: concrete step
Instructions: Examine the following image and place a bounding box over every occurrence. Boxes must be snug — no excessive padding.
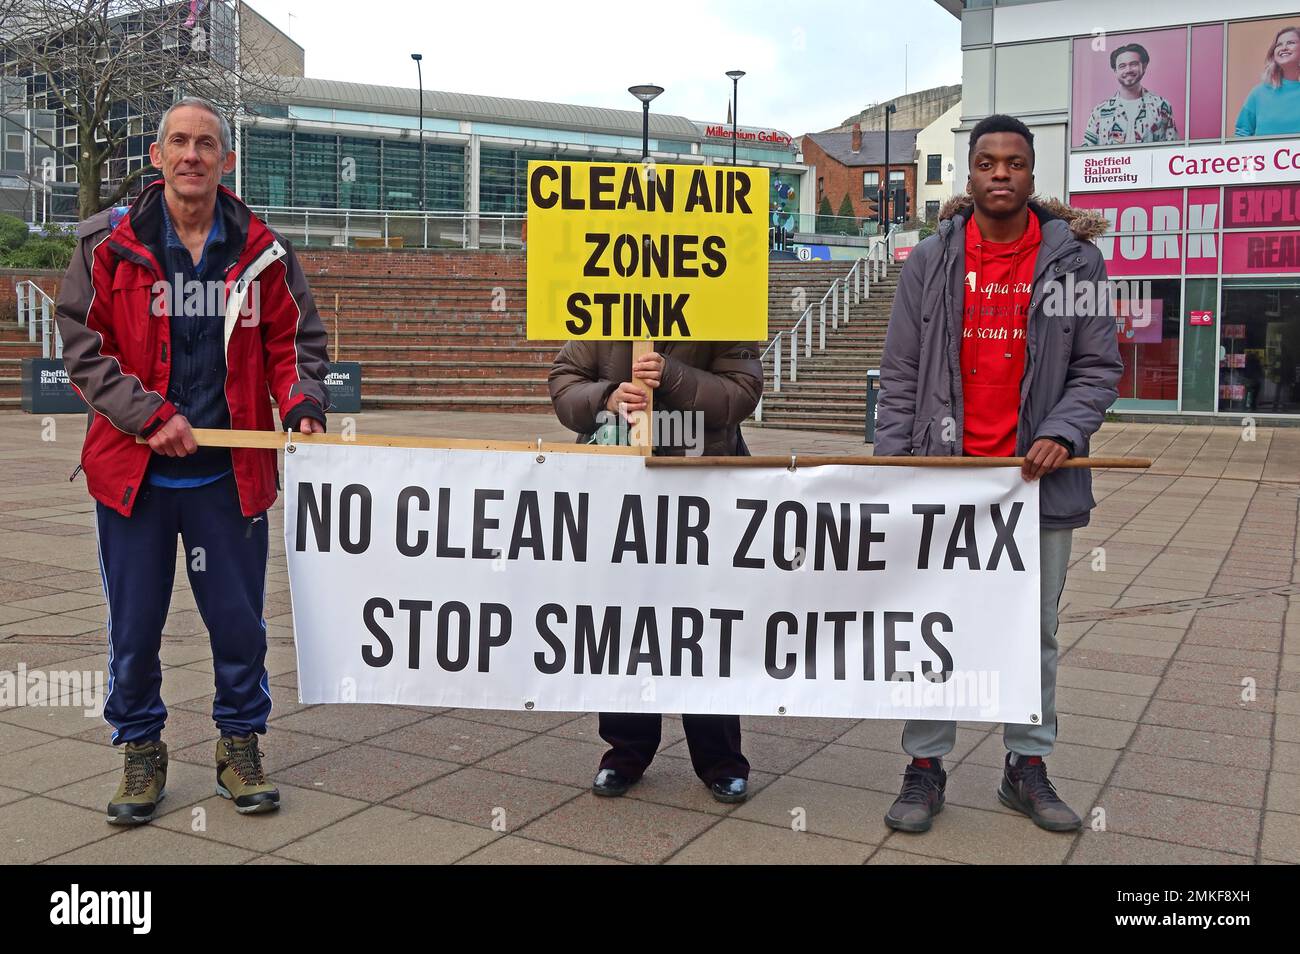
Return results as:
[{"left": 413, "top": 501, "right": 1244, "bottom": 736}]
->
[
  {"left": 353, "top": 377, "right": 548, "bottom": 396},
  {"left": 762, "top": 386, "right": 873, "bottom": 402},
  {"left": 340, "top": 344, "right": 560, "bottom": 359},
  {"left": 749, "top": 418, "right": 866, "bottom": 435},
  {"left": 360, "top": 394, "right": 554, "bottom": 410}
]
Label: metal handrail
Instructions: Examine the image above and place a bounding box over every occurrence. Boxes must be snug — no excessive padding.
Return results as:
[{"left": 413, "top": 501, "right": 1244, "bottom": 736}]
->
[
  {"left": 755, "top": 255, "right": 887, "bottom": 421},
  {"left": 15, "top": 280, "right": 60, "bottom": 359},
  {"left": 246, "top": 206, "right": 527, "bottom": 250},
  {"left": 866, "top": 238, "right": 889, "bottom": 282}
]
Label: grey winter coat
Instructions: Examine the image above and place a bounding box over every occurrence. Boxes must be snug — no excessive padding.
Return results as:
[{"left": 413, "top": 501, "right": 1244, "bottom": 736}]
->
[{"left": 874, "top": 196, "right": 1124, "bottom": 529}]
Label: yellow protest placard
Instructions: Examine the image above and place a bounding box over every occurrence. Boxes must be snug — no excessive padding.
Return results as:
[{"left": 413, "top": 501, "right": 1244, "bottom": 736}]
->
[{"left": 526, "top": 160, "right": 770, "bottom": 341}]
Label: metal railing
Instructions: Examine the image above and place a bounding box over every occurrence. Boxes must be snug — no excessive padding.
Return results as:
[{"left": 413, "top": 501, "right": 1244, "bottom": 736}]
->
[
  {"left": 15, "top": 280, "right": 60, "bottom": 359},
  {"left": 779, "top": 212, "right": 887, "bottom": 237},
  {"left": 754, "top": 253, "right": 892, "bottom": 422},
  {"left": 247, "top": 206, "right": 527, "bottom": 250},
  {"left": 866, "top": 222, "right": 903, "bottom": 264}
]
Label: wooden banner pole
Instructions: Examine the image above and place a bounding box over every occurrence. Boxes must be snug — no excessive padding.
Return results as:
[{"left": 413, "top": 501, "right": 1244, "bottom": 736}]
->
[
  {"left": 136, "top": 429, "right": 644, "bottom": 455},
  {"left": 646, "top": 455, "right": 1152, "bottom": 469},
  {"left": 136, "top": 429, "right": 1150, "bottom": 470}
]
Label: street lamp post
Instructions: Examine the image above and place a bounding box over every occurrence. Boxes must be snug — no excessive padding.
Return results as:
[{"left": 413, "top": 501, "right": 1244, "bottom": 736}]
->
[
  {"left": 725, "top": 70, "right": 745, "bottom": 166},
  {"left": 628, "top": 84, "right": 664, "bottom": 159},
  {"left": 411, "top": 52, "right": 425, "bottom": 245},
  {"left": 882, "top": 103, "right": 896, "bottom": 234}
]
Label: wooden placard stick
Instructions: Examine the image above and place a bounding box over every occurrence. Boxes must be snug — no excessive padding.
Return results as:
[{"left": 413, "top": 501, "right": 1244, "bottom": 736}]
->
[
  {"left": 646, "top": 455, "right": 1152, "bottom": 469},
  {"left": 629, "top": 339, "right": 655, "bottom": 456}
]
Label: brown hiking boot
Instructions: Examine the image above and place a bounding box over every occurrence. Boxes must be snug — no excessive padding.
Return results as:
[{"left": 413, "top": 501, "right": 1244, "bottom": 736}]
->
[
  {"left": 107, "top": 740, "right": 167, "bottom": 825},
  {"left": 215, "top": 734, "right": 280, "bottom": 814},
  {"left": 998, "top": 752, "right": 1081, "bottom": 832}
]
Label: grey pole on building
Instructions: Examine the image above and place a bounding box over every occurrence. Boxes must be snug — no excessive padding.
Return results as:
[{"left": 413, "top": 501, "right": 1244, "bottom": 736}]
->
[
  {"left": 412, "top": 53, "right": 425, "bottom": 213},
  {"left": 726, "top": 70, "right": 745, "bottom": 165},
  {"left": 628, "top": 85, "right": 664, "bottom": 159},
  {"left": 882, "top": 103, "right": 896, "bottom": 232}
]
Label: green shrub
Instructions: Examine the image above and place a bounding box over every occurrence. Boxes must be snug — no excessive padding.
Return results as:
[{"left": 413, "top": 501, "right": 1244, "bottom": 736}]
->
[
  {"left": 0, "top": 223, "right": 75, "bottom": 270},
  {"left": 835, "top": 193, "right": 857, "bottom": 235},
  {"left": 0, "top": 214, "right": 29, "bottom": 253},
  {"left": 815, "top": 195, "right": 834, "bottom": 233}
]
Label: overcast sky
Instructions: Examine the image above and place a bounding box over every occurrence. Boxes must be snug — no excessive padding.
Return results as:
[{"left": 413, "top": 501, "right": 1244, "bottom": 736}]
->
[{"left": 245, "top": 0, "right": 962, "bottom": 135}]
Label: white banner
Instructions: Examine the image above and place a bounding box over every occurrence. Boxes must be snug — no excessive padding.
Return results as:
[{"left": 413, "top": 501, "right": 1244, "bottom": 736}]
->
[
  {"left": 1070, "top": 139, "right": 1300, "bottom": 193},
  {"left": 285, "top": 444, "right": 1042, "bottom": 723}
]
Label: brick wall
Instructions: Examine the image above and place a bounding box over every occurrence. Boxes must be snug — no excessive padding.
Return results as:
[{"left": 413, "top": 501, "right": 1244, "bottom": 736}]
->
[
  {"left": 803, "top": 138, "right": 918, "bottom": 224},
  {"left": 295, "top": 249, "right": 524, "bottom": 280},
  {"left": 1, "top": 268, "right": 64, "bottom": 318},
  {"left": 2, "top": 253, "right": 524, "bottom": 320}
]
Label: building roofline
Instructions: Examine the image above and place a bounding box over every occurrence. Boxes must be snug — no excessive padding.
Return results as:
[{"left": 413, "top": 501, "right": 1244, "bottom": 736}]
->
[{"left": 273, "top": 76, "right": 706, "bottom": 142}]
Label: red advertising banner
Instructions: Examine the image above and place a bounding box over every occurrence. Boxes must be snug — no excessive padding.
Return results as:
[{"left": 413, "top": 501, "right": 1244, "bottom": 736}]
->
[
  {"left": 1222, "top": 231, "right": 1300, "bottom": 274},
  {"left": 1069, "top": 189, "right": 1219, "bottom": 275},
  {"left": 1225, "top": 185, "right": 1300, "bottom": 227}
]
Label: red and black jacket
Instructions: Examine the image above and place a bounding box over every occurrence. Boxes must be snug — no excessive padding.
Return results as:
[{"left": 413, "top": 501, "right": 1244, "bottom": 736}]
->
[{"left": 56, "top": 181, "right": 330, "bottom": 517}]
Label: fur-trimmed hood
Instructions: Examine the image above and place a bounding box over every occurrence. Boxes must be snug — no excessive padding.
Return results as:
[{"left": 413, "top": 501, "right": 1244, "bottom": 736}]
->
[{"left": 936, "top": 193, "right": 1109, "bottom": 242}]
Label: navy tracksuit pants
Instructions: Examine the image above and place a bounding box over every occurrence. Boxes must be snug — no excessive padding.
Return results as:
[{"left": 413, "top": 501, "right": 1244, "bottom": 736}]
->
[{"left": 95, "top": 474, "right": 272, "bottom": 745}]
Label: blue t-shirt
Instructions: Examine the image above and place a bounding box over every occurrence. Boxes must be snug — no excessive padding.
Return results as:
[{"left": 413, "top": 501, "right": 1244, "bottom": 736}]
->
[{"left": 1235, "top": 79, "right": 1300, "bottom": 137}]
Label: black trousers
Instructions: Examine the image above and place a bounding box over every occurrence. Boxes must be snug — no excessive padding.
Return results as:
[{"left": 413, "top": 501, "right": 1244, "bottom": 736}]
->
[{"left": 598, "top": 712, "right": 749, "bottom": 784}]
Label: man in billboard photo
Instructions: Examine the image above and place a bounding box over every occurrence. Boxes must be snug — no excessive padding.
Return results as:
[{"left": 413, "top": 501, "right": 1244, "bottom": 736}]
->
[
  {"left": 874, "top": 114, "right": 1123, "bottom": 834},
  {"left": 1235, "top": 25, "right": 1300, "bottom": 137},
  {"left": 1083, "top": 43, "right": 1180, "bottom": 145}
]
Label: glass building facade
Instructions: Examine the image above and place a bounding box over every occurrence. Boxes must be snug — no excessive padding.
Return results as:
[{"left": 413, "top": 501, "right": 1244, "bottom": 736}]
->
[{"left": 231, "top": 80, "right": 810, "bottom": 247}]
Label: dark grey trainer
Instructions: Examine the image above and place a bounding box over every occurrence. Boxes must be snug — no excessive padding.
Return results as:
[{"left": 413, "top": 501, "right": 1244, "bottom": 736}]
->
[
  {"left": 884, "top": 758, "right": 946, "bottom": 833},
  {"left": 998, "top": 753, "right": 1081, "bottom": 832}
]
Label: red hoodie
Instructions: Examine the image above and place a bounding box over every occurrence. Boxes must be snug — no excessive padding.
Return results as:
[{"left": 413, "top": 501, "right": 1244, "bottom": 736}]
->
[{"left": 960, "top": 212, "right": 1041, "bottom": 457}]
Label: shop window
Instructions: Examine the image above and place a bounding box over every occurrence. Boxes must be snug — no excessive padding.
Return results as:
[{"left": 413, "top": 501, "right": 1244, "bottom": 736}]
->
[
  {"left": 1219, "top": 284, "right": 1300, "bottom": 414},
  {"left": 1114, "top": 278, "right": 1180, "bottom": 405}
]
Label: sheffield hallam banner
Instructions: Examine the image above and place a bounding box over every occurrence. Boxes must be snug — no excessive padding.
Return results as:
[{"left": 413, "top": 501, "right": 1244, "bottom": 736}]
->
[
  {"left": 1069, "top": 139, "right": 1300, "bottom": 192},
  {"left": 285, "top": 444, "right": 1043, "bottom": 724}
]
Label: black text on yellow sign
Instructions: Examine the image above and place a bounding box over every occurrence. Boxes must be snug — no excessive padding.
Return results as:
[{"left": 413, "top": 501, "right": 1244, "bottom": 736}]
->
[{"left": 526, "top": 160, "right": 770, "bottom": 341}]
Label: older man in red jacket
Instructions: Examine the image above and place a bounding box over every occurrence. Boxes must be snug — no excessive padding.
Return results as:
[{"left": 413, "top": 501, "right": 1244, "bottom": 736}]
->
[{"left": 57, "top": 97, "right": 329, "bottom": 825}]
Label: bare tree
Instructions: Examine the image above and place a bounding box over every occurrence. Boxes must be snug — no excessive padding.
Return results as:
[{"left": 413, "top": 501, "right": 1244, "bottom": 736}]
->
[{"left": 2, "top": 1, "right": 291, "bottom": 218}]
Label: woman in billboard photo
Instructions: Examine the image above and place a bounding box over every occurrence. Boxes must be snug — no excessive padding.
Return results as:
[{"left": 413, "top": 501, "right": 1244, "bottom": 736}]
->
[{"left": 1235, "top": 25, "right": 1300, "bottom": 137}]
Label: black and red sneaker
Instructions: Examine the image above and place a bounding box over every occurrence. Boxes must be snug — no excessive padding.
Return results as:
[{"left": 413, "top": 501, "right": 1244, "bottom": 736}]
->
[
  {"left": 884, "top": 757, "right": 946, "bottom": 833},
  {"left": 998, "top": 752, "right": 1081, "bottom": 832}
]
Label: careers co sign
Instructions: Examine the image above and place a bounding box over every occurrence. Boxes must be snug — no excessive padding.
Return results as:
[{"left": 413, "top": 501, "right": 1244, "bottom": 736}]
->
[
  {"left": 1070, "top": 139, "right": 1300, "bottom": 192},
  {"left": 525, "top": 161, "right": 770, "bottom": 341},
  {"left": 285, "top": 443, "right": 1042, "bottom": 723}
]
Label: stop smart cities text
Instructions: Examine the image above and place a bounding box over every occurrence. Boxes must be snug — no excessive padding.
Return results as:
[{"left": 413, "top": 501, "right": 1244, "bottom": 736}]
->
[
  {"left": 529, "top": 162, "right": 757, "bottom": 339},
  {"left": 294, "top": 482, "right": 1030, "bottom": 682}
]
